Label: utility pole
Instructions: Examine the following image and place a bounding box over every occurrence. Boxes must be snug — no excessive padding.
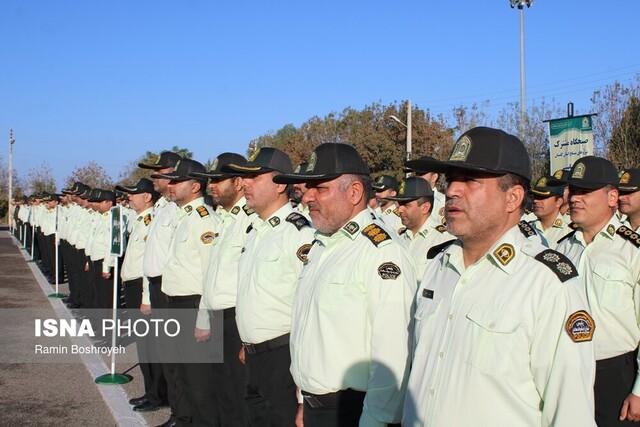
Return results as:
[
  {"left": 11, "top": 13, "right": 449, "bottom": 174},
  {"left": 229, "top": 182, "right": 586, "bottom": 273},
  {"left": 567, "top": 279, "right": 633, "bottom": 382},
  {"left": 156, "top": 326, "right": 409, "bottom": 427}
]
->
[
  {"left": 9, "top": 129, "right": 15, "bottom": 229},
  {"left": 510, "top": 0, "right": 533, "bottom": 139},
  {"left": 406, "top": 99, "right": 412, "bottom": 162}
]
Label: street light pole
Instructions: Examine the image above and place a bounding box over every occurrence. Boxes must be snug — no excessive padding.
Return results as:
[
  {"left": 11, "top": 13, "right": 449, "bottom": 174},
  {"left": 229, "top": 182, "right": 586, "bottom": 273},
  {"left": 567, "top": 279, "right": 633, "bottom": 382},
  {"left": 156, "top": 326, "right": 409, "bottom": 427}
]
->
[
  {"left": 389, "top": 99, "right": 412, "bottom": 165},
  {"left": 510, "top": 0, "right": 533, "bottom": 139},
  {"left": 9, "top": 129, "right": 14, "bottom": 230}
]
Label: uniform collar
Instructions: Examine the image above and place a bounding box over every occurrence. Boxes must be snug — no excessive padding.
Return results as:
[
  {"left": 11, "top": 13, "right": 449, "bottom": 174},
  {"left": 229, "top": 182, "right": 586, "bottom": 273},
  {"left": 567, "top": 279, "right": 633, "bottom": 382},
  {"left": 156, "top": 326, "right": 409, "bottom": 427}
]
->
[
  {"left": 179, "top": 197, "right": 205, "bottom": 216},
  {"left": 225, "top": 196, "right": 247, "bottom": 218},
  {"left": 316, "top": 208, "right": 370, "bottom": 246},
  {"left": 136, "top": 206, "right": 154, "bottom": 220},
  {"left": 574, "top": 214, "right": 620, "bottom": 244},
  {"left": 253, "top": 203, "right": 293, "bottom": 230}
]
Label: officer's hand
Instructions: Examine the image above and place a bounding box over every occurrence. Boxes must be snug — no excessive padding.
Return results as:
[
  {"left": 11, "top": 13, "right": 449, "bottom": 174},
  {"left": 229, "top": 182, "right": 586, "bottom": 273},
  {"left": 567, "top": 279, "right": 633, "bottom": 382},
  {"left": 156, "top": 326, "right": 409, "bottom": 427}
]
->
[
  {"left": 84, "top": 263, "right": 89, "bottom": 272},
  {"left": 619, "top": 392, "right": 640, "bottom": 422},
  {"left": 295, "top": 403, "right": 304, "bottom": 427},
  {"left": 194, "top": 327, "right": 211, "bottom": 343},
  {"left": 101, "top": 272, "right": 111, "bottom": 279},
  {"left": 238, "top": 345, "right": 246, "bottom": 365},
  {"left": 140, "top": 304, "right": 151, "bottom": 315}
]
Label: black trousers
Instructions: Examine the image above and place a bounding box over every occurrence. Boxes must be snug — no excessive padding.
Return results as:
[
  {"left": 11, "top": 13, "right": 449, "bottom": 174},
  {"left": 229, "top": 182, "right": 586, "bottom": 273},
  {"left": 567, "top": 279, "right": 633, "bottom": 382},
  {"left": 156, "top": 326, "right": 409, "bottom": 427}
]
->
[
  {"left": 90, "top": 260, "right": 113, "bottom": 309},
  {"left": 302, "top": 389, "right": 366, "bottom": 427},
  {"left": 123, "top": 278, "right": 168, "bottom": 407},
  {"left": 245, "top": 343, "right": 297, "bottom": 427},
  {"left": 595, "top": 350, "right": 637, "bottom": 426},
  {"left": 77, "top": 249, "right": 93, "bottom": 308},
  {"left": 167, "top": 294, "right": 218, "bottom": 427},
  {"left": 210, "top": 308, "right": 247, "bottom": 427}
]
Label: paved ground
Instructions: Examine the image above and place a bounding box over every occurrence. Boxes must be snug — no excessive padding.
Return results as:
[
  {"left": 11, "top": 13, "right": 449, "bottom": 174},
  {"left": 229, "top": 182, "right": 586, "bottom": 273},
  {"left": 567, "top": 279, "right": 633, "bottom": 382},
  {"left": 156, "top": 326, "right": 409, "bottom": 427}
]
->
[{"left": 0, "top": 228, "right": 170, "bottom": 426}]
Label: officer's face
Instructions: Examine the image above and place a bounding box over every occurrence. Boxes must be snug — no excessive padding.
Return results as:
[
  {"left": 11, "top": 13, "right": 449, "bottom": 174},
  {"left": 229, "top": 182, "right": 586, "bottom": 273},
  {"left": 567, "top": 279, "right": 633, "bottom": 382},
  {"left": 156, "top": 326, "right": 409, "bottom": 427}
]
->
[
  {"left": 242, "top": 172, "right": 283, "bottom": 216},
  {"left": 208, "top": 177, "right": 238, "bottom": 208},
  {"left": 375, "top": 189, "right": 396, "bottom": 207},
  {"left": 397, "top": 199, "right": 430, "bottom": 231},
  {"left": 444, "top": 170, "right": 515, "bottom": 243},
  {"left": 304, "top": 176, "right": 361, "bottom": 234},
  {"left": 569, "top": 186, "right": 618, "bottom": 228},
  {"left": 153, "top": 167, "right": 173, "bottom": 194},
  {"left": 168, "top": 179, "right": 199, "bottom": 207},
  {"left": 618, "top": 191, "right": 640, "bottom": 219},
  {"left": 128, "top": 192, "right": 145, "bottom": 213},
  {"left": 532, "top": 195, "right": 561, "bottom": 220}
]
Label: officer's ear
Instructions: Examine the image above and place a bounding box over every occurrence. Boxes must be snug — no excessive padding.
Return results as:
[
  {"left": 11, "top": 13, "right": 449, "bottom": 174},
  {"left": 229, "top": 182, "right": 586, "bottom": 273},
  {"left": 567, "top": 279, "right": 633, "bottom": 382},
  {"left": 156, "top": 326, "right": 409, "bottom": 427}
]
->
[
  {"left": 505, "top": 184, "right": 526, "bottom": 215},
  {"left": 345, "top": 179, "right": 365, "bottom": 206},
  {"left": 606, "top": 187, "right": 619, "bottom": 209},
  {"left": 232, "top": 176, "right": 243, "bottom": 192}
]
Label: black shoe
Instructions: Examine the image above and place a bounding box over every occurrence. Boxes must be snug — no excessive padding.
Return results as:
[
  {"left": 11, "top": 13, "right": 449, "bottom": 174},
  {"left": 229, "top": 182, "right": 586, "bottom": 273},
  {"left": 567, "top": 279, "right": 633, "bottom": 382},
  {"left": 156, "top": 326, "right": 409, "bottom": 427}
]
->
[
  {"left": 133, "top": 400, "right": 162, "bottom": 412},
  {"left": 155, "top": 417, "right": 177, "bottom": 427},
  {"left": 128, "top": 395, "right": 147, "bottom": 406}
]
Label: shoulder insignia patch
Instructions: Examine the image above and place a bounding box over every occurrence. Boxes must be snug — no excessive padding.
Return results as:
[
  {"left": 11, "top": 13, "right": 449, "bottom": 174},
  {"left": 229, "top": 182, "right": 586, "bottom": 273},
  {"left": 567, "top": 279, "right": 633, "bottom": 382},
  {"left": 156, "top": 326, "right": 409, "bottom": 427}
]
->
[
  {"left": 617, "top": 225, "right": 640, "bottom": 248},
  {"left": 184, "top": 205, "right": 193, "bottom": 213},
  {"left": 557, "top": 230, "right": 577, "bottom": 245},
  {"left": 378, "top": 262, "right": 401, "bottom": 280},
  {"left": 242, "top": 205, "right": 255, "bottom": 216},
  {"left": 427, "top": 239, "right": 456, "bottom": 259},
  {"left": 286, "top": 212, "right": 310, "bottom": 231},
  {"left": 607, "top": 224, "right": 615, "bottom": 236},
  {"left": 493, "top": 243, "right": 515, "bottom": 266},
  {"left": 200, "top": 231, "right": 215, "bottom": 244},
  {"left": 268, "top": 216, "right": 281, "bottom": 227},
  {"left": 392, "top": 208, "right": 400, "bottom": 216},
  {"left": 518, "top": 220, "right": 536, "bottom": 238},
  {"left": 565, "top": 310, "right": 595, "bottom": 342},
  {"left": 534, "top": 249, "right": 579, "bottom": 282},
  {"left": 144, "top": 214, "right": 151, "bottom": 226},
  {"left": 137, "top": 216, "right": 142, "bottom": 222},
  {"left": 231, "top": 206, "right": 241, "bottom": 215},
  {"left": 296, "top": 243, "right": 312, "bottom": 263},
  {"left": 343, "top": 221, "right": 360, "bottom": 235},
  {"left": 553, "top": 218, "right": 563, "bottom": 227},
  {"left": 196, "top": 206, "right": 210, "bottom": 218},
  {"left": 438, "top": 207, "right": 444, "bottom": 217},
  {"left": 362, "top": 224, "right": 391, "bottom": 247},
  {"left": 435, "top": 225, "right": 447, "bottom": 233}
]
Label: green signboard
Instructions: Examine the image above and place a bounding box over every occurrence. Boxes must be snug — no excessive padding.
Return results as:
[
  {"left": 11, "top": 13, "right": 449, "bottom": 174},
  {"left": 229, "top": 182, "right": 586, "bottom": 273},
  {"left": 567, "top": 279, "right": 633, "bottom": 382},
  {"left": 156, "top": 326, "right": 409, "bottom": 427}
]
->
[{"left": 548, "top": 115, "right": 594, "bottom": 173}]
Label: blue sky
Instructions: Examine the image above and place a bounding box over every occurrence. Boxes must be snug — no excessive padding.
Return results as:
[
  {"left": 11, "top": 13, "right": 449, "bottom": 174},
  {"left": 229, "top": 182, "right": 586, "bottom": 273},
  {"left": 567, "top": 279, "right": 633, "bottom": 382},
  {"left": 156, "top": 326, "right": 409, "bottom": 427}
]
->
[{"left": 1, "top": 0, "right": 639, "bottom": 188}]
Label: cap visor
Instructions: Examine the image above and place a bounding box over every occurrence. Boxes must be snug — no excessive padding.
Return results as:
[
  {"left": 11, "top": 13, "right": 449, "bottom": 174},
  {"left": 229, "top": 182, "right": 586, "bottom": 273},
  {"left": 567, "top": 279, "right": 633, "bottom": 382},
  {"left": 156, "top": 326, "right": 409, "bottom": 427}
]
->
[
  {"left": 619, "top": 185, "right": 639, "bottom": 192},
  {"left": 272, "top": 173, "right": 341, "bottom": 184},
  {"left": 384, "top": 196, "right": 421, "bottom": 202},
  {"left": 567, "top": 179, "right": 610, "bottom": 190},
  {"left": 221, "top": 164, "right": 274, "bottom": 175},
  {"left": 188, "top": 171, "right": 242, "bottom": 179},
  {"left": 404, "top": 158, "right": 448, "bottom": 174}
]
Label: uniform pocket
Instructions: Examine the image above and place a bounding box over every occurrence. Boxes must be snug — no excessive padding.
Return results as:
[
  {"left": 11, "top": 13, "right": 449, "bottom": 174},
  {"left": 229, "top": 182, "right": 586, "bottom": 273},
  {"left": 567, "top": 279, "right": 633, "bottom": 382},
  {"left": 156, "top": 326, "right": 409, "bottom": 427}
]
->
[
  {"left": 465, "top": 304, "right": 523, "bottom": 375},
  {"left": 594, "top": 264, "right": 633, "bottom": 311}
]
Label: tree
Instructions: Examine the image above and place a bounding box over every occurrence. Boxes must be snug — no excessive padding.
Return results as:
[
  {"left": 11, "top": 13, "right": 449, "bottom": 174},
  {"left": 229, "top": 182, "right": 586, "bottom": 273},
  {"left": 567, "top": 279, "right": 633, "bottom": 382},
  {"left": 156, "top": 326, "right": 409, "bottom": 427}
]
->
[
  {"left": 65, "top": 161, "right": 113, "bottom": 189},
  {"left": 25, "top": 162, "right": 57, "bottom": 194},
  {"left": 608, "top": 94, "right": 640, "bottom": 169}
]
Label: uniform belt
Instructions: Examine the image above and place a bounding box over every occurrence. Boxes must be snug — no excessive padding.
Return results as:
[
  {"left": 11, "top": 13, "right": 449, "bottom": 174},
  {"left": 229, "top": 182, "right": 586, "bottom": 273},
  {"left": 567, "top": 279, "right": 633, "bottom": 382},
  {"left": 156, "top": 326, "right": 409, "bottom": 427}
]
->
[
  {"left": 243, "top": 333, "right": 290, "bottom": 355},
  {"left": 166, "top": 294, "right": 200, "bottom": 303},
  {"left": 302, "top": 389, "right": 366, "bottom": 409},
  {"left": 147, "top": 275, "right": 162, "bottom": 285},
  {"left": 596, "top": 350, "right": 637, "bottom": 371},
  {"left": 123, "top": 278, "right": 143, "bottom": 287}
]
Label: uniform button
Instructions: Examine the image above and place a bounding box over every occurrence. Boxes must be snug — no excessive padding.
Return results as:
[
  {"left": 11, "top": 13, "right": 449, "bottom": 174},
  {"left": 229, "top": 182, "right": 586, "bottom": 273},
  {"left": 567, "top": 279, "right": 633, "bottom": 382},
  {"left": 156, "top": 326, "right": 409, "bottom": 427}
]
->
[
  {"left": 489, "top": 322, "right": 496, "bottom": 328},
  {"left": 439, "top": 352, "right": 444, "bottom": 358},
  {"left": 461, "top": 279, "right": 467, "bottom": 285},
  {"left": 448, "top": 314, "right": 453, "bottom": 320},
  {"left": 430, "top": 389, "right": 435, "bottom": 396}
]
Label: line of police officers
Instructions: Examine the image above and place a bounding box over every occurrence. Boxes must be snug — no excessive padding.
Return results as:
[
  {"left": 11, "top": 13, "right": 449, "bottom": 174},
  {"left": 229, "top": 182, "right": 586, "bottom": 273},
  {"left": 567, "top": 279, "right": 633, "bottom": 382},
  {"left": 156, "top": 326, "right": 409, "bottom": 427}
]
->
[{"left": 9, "top": 126, "right": 640, "bottom": 427}]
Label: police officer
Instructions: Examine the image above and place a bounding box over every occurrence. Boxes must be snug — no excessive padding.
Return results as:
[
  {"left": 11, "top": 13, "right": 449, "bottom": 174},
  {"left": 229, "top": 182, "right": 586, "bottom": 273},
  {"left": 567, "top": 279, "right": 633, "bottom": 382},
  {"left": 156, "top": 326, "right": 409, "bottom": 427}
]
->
[
  {"left": 403, "top": 127, "right": 596, "bottom": 426},
  {"left": 619, "top": 168, "right": 640, "bottom": 230},
  {"left": 405, "top": 155, "right": 447, "bottom": 224},
  {"left": 192, "top": 152, "right": 256, "bottom": 427},
  {"left": 275, "top": 143, "right": 417, "bottom": 426},
  {"left": 529, "top": 175, "right": 572, "bottom": 249},
  {"left": 152, "top": 158, "right": 221, "bottom": 426},
  {"left": 115, "top": 178, "right": 166, "bottom": 412},
  {"left": 556, "top": 156, "right": 640, "bottom": 426},
  {"left": 225, "top": 147, "right": 315, "bottom": 426},
  {"left": 136, "top": 151, "right": 181, "bottom": 426},
  {"left": 384, "top": 176, "right": 452, "bottom": 281},
  {"left": 372, "top": 174, "right": 403, "bottom": 232}
]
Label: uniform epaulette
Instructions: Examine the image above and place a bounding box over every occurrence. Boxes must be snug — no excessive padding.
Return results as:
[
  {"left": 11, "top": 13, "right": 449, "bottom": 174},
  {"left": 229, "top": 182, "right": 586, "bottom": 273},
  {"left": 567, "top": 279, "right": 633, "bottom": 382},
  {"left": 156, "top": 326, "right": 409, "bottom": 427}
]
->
[
  {"left": 617, "top": 225, "right": 640, "bottom": 248},
  {"left": 557, "top": 230, "right": 576, "bottom": 245},
  {"left": 427, "top": 239, "right": 456, "bottom": 259},
  {"left": 397, "top": 227, "right": 407, "bottom": 235},
  {"left": 393, "top": 208, "right": 400, "bottom": 216},
  {"left": 285, "top": 212, "right": 310, "bottom": 231},
  {"left": 143, "top": 214, "right": 151, "bottom": 226},
  {"left": 517, "top": 220, "right": 536, "bottom": 238},
  {"left": 435, "top": 225, "right": 447, "bottom": 233},
  {"left": 196, "top": 206, "right": 210, "bottom": 218},
  {"left": 534, "top": 249, "right": 579, "bottom": 282},
  {"left": 362, "top": 224, "right": 391, "bottom": 247},
  {"left": 243, "top": 205, "right": 255, "bottom": 216}
]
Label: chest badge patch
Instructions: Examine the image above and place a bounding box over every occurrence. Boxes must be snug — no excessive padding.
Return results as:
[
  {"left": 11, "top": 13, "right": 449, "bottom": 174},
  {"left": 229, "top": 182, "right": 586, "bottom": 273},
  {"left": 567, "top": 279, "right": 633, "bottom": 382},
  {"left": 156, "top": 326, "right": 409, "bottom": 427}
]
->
[
  {"left": 493, "top": 243, "right": 515, "bottom": 266},
  {"left": 565, "top": 310, "right": 595, "bottom": 342},
  {"left": 378, "top": 262, "right": 401, "bottom": 280}
]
